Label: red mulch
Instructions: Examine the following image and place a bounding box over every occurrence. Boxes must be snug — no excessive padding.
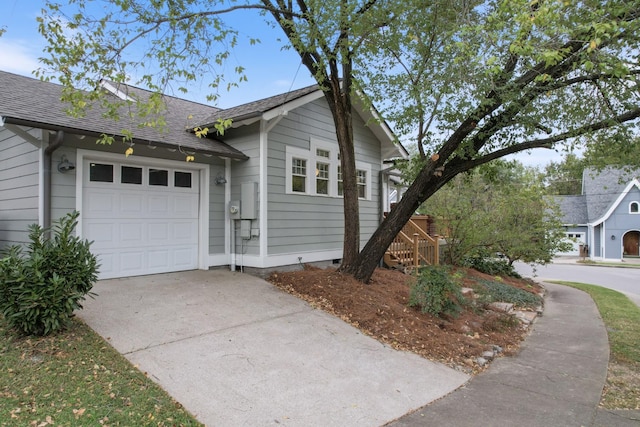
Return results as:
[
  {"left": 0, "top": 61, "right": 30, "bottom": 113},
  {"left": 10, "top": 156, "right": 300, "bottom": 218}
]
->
[{"left": 268, "top": 266, "right": 543, "bottom": 374}]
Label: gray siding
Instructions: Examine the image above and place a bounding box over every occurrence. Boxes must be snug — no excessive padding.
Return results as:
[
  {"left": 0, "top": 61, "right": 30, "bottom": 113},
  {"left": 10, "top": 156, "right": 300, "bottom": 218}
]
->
[
  {"left": 208, "top": 157, "right": 226, "bottom": 254},
  {"left": 603, "top": 188, "right": 640, "bottom": 258},
  {"left": 225, "top": 125, "right": 261, "bottom": 256},
  {"left": 51, "top": 146, "right": 77, "bottom": 221},
  {"left": 267, "top": 99, "right": 381, "bottom": 255},
  {"left": 0, "top": 127, "right": 40, "bottom": 247}
]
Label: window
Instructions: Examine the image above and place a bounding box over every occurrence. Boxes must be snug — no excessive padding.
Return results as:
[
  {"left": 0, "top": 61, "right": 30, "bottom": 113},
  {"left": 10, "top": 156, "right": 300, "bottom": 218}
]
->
[
  {"left": 316, "top": 162, "right": 329, "bottom": 195},
  {"left": 285, "top": 140, "right": 372, "bottom": 200},
  {"left": 175, "top": 171, "right": 192, "bottom": 188},
  {"left": 149, "top": 168, "right": 168, "bottom": 186},
  {"left": 631, "top": 202, "right": 639, "bottom": 214},
  {"left": 89, "top": 163, "right": 113, "bottom": 182},
  {"left": 357, "top": 169, "right": 367, "bottom": 199},
  {"left": 291, "top": 158, "right": 307, "bottom": 193},
  {"left": 121, "top": 166, "right": 142, "bottom": 184}
]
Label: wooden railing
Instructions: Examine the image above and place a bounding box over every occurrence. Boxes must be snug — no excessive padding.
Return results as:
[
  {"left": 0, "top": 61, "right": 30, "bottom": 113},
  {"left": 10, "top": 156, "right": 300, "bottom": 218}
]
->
[{"left": 383, "top": 216, "right": 439, "bottom": 270}]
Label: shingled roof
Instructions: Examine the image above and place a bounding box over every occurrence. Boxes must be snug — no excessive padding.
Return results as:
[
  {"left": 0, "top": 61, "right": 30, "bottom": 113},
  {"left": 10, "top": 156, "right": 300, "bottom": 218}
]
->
[
  {"left": 555, "top": 167, "right": 640, "bottom": 225},
  {"left": 0, "top": 71, "right": 248, "bottom": 160},
  {"left": 200, "top": 84, "right": 320, "bottom": 125}
]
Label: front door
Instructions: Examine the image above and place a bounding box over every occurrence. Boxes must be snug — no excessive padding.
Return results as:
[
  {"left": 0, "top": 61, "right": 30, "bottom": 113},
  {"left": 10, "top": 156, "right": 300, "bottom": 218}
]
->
[{"left": 623, "top": 231, "right": 640, "bottom": 257}]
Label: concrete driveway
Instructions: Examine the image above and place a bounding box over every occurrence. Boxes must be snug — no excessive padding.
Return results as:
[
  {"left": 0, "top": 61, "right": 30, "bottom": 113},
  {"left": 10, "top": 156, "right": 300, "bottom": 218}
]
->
[{"left": 78, "top": 269, "right": 468, "bottom": 426}]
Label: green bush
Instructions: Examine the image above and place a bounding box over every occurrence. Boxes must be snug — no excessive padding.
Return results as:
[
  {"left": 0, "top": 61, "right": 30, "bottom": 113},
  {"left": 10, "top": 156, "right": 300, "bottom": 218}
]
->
[
  {"left": 474, "top": 279, "right": 542, "bottom": 309},
  {"left": 462, "top": 253, "right": 522, "bottom": 278},
  {"left": 0, "top": 211, "right": 98, "bottom": 336},
  {"left": 409, "top": 266, "right": 464, "bottom": 318}
]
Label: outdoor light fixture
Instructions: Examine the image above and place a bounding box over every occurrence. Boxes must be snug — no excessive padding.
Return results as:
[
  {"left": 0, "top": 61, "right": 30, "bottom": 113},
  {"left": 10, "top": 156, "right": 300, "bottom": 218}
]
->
[
  {"left": 215, "top": 173, "right": 227, "bottom": 185},
  {"left": 611, "top": 235, "right": 616, "bottom": 240},
  {"left": 57, "top": 154, "right": 75, "bottom": 173}
]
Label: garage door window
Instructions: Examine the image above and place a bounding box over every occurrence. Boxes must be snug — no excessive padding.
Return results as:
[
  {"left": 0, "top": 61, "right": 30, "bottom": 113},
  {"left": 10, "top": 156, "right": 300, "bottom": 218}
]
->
[
  {"left": 89, "top": 163, "right": 113, "bottom": 182},
  {"left": 121, "top": 166, "right": 142, "bottom": 184},
  {"left": 149, "top": 169, "right": 168, "bottom": 186},
  {"left": 175, "top": 171, "right": 192, "bottom": 188}
]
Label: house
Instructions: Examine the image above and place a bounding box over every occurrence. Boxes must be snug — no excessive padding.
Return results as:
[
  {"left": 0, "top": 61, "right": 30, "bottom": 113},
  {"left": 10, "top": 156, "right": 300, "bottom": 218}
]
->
[
  {"left": 554, "top": 167, "right": 640, "bottom": 260},
  {"left": 0, "top": 70, "right": 407, "bottom": 279}
]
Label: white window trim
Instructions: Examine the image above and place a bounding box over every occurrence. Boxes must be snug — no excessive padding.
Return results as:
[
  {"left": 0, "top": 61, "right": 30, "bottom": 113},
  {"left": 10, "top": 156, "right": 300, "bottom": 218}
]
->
[
  {"left": 629, "top": 201, "right": 640, "bottom": 214},
  {"left": 355, "top": 161, "right": 372, "bottom": 201},
  {"left": 286, "top": 146, "right": 310, "bottom": 194},
  {"left": 285, "top": 140, "right": 372, "bottom": 200}
]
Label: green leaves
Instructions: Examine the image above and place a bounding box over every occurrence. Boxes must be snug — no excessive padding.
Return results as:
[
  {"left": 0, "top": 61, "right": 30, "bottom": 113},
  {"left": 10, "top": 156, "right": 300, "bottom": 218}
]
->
[{"left": 0, "top": 212, "right": 99, "bottom": 336}]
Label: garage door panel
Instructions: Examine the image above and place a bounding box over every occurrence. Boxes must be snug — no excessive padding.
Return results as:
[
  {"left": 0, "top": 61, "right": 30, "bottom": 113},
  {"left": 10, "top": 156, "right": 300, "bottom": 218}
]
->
[
  {"left": 95, "top": 253, "right": 115, "bottom": 277},
  {"left": 147, "top": 195, "right": 170, "bottom": 216},
  {"left": 84, "top": 221, "right": 116, "bottom": 248},
  {"left": 171, "top": 221, "right": 199, "bottom": 243},
  {"left": 147, "top": 222, "right": 170, "bottom": 243},
  {"left": 173, "top": 195, "right": 199, "bottom": 216},
  {"left": 147, "top": 249, "right": 170, "bottom": 269},
  {"left": 120, "top": 251, "right": 146, "bottom": 274},
  {"left": 119, "top": 193, "right": 144, "bottom": 215},
  {"left": 174, "top": 247, "right": 197, "bottom": 267},
  {"left": 83, "top": 161, "right": 201, "bottom": 279},
  {"left": 85, "top": 191, "right": 117, "bottom": 217}
]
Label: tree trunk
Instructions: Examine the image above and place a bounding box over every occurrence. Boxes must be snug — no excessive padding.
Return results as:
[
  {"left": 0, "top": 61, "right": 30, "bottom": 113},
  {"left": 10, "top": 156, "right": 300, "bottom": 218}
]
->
[
  {"left": 320, "top": 77, "right": 360, "bottom": 268},
  {"left": 343, "top": 161, "right": 450, "bottom": 282}
]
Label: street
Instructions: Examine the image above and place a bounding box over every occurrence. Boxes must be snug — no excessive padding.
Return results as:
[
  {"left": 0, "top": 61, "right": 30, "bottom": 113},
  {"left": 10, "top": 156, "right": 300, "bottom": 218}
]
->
[{"left": 514, "top": 260, "right": 640, "bottom": 307}]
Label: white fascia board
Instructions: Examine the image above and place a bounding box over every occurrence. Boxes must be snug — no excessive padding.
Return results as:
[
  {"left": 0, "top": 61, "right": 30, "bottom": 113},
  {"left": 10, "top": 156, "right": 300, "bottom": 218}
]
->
[
  {"left": 591, "top": 179, "right": 640, "bottom": 225},
  {"left": 99, "top": 80, "right": 135, "bottom": 101}
]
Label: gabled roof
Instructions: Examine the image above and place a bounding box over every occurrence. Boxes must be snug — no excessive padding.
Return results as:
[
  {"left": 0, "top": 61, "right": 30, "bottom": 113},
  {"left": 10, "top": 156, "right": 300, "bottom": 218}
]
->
[
  {"left": 199, "top": 83, "right": 409, "bottom": 160},
  {"left": 551, "top": 195, "right": 588, "bottom": 225},
  {"left": 555, "top": 167, "right": 640, "bottom": 226},
  {"left": 0, "top": 71, "right": 248, "bottom": 160},
  {"left": 582, "top": 167, "right": 640, "bottom": 223}
]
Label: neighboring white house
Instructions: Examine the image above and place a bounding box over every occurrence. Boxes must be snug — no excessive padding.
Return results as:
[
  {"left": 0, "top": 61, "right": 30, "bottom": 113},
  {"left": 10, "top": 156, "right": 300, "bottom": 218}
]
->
[
  {"left": 554, "top": 167, "right": 640, "bottom": 260},
  {"left": 0, "top": 70, "right": 407, "bottom": 279}
]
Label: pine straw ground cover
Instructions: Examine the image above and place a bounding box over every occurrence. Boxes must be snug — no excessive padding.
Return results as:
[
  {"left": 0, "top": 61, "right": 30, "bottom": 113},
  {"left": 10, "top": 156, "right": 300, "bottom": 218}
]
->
[{"left": 269, "top": 266, "right": 543, "bottom": 374}]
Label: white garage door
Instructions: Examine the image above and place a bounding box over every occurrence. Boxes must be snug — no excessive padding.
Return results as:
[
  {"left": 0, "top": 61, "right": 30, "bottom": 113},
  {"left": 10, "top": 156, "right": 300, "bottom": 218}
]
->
[
  {"left": 82, "top": 160, "right": 200, "bottom": 279},
  {"left": 559, "top": 232, "right": 586, "bottom": 256}
]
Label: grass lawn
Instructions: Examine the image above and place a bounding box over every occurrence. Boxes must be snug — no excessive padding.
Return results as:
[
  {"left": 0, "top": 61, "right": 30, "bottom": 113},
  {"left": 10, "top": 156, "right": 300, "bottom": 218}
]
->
[
  {"left": 0, "top": 316, "right": 203, "bottom": 426},
  {"left": 553, "top": 281, "right": 640, "bottom": 410},
  {"left": 576, "top": 260, "right": 640, "bottom": 269}
]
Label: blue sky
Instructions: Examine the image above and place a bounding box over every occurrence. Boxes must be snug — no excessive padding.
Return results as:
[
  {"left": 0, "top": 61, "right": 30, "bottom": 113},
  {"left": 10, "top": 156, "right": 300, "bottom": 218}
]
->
[{"left": 0, "top": 0, "right": 565, "bottom": 168}]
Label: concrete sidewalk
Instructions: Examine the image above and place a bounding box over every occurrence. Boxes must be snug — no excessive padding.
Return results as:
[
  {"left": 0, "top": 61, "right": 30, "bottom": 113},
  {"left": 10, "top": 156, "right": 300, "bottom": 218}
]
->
[
  {"left": 388, "top": 282, "right": 640, "bottom": 427},
  {"left": 79, "top": 270, "right": 469, "bottom": 426}
]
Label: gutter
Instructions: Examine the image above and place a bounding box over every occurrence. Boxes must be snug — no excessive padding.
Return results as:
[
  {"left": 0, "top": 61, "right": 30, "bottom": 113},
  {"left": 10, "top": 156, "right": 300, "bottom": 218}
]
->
[{"left": 43, "top": 131, "right": 64, "bottom": 230}]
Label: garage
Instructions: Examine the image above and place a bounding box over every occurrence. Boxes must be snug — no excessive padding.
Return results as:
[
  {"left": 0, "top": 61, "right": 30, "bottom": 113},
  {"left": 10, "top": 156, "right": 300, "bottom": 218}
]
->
[
  {"left": 560, "top": 232, "right": 586, "bottom": 256},
  {"left": 81, "top": 157, "right": 201, "bottom": 279}
]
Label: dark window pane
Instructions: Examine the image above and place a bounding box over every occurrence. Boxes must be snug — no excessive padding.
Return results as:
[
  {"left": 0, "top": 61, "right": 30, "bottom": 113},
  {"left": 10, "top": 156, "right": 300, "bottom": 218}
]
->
[
  {"left": 175, "top": 171, "right": 192, "bottom": 188},
  {"left": 149, "top": 169, "right": 168, "bottom": 186},
  {"left": 121, "top": 166, "right": 142, "bottom": 184},
  {"left": 89, "top": 163, "right": 113, "bottom": 182},
  {"left": 292, "top": 175, "right": 306, "bottom": 192}
]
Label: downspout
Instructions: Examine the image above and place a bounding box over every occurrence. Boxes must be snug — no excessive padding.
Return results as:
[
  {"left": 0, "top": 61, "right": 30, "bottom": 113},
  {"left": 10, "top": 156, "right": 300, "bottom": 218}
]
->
[{"left": 43, "top": 131, "right": 64, "bottom": 229}]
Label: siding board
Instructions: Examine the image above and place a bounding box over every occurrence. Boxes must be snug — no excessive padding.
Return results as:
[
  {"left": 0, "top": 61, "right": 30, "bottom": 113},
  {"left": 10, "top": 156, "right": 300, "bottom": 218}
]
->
[
  {"left": 266, "top": 98, "right": 383, "bottom": 256},
  {"left": 0, "top": 128, "right": 40, "bottom": 248}
]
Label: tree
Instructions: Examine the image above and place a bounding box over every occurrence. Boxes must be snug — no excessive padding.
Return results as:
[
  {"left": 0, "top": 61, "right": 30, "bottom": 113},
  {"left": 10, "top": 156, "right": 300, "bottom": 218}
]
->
[
  {"left": 37, "top": 1, "right": 640, "bottom": 282},
  {"left": 544, "top": 153, "right": 586, "bottom": 195},
  {"left": 425, "top": 161, "right": 570, "bottom": 266},
  {"left": 347, "top": 0, "right": 640, "bottom": 281},
  {"left": 38, "top": 0, "right": 392, "bottom": 269}
]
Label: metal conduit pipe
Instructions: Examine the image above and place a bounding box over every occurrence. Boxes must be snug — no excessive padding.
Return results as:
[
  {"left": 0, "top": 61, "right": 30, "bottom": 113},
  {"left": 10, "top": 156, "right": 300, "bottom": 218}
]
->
[{"left": 43, "top": 130, "right": 64, "bottom": 229}]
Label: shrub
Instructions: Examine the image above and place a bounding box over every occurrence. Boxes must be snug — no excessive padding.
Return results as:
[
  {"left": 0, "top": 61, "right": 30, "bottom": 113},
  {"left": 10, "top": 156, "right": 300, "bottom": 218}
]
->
[
  {"left": 474, "top": 279, "right": 542, "bottom": 309},
  {"left": 0, "top": 211, "right": 98, "bottom": 336},
  {"left": 409, "top": 266, "right": 464, "bottom": 318},
  {"left": 462, "top": 253, "right": 522, "bottom": 278}
]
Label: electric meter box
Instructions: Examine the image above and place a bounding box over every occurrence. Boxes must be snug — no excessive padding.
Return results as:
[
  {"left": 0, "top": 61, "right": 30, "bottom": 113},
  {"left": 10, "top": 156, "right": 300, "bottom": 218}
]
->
[
  {"left": 229, "top": 201, "right": 241, "bottom": 220},
  {"left": 241, "top": 182, "right": 258, "bottom": 219}
]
